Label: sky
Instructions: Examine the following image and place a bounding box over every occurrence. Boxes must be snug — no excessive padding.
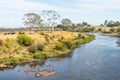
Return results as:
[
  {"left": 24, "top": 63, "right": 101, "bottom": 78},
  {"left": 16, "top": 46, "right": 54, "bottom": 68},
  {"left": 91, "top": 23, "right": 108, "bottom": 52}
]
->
[{"left": 0, "top": 0, "right": 120, "bottom": 28}]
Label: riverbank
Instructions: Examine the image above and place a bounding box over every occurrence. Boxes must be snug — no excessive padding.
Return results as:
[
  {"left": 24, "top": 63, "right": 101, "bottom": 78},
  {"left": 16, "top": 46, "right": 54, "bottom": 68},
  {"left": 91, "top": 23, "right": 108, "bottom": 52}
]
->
[
  {"left": 103, "top": 33, "right": 120, "bottom": 37},
  {"left": 0, "top": 31, "right": 95, "bottom": 68}
]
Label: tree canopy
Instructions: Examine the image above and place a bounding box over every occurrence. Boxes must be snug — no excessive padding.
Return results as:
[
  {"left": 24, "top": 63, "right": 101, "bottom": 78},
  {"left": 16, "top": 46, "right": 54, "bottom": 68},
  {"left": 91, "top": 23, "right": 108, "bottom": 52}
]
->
[
  {"left": 104, "top": 20, "right": 120, "bottom": 27},
  {"left": 41, "top": 10, "right": 60, "bottom": 31},
  {"left": 61, "top": 18, "right": 72, "bottom": 26},
  {"left": 23, "top": 13, "right": 42, "bottom": 28}
]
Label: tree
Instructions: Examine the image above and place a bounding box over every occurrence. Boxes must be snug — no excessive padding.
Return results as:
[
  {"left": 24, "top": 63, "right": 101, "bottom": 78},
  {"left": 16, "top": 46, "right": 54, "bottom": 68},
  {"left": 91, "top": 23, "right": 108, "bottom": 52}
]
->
[
  {"left": 41, "top": 10, "right": 60, "bottom": 32},
  {"left": 107, "top": 20, "right": 115, "bottom": 27},
  {"left": 76, "top": 23, "right": 82, "bottom": 27},
  {"left": 104, "top": 20, "right": 120, "bottom": 27},
  {"left": 61, "top": 18, "right": 72, "bottom": 26},
  {"left": 82, "top": 22, "right": 87, "bottom": 26},
  {"left": 23, "top": 13, "right": 42, "bottom": 33},
  {"left": 104, "top": 20, "right": 108, "bottom": 27},
  {"left": 115, "top": 21, "right": 120, "bottom": 26}
]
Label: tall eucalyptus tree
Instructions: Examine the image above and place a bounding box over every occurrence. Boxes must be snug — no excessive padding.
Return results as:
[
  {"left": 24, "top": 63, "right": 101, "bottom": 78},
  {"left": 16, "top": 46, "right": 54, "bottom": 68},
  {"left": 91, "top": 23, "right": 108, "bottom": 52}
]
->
[
  {"left": 23, "top": 13, "right": 42, "bottom": 33},
  {"left": 41, "top": 10, "right": 60, "bottom": 31}
]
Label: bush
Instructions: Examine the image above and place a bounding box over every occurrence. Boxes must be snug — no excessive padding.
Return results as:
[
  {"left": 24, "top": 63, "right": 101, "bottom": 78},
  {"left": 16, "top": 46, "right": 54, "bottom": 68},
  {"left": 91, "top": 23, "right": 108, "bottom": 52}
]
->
[
  {"left": 55, "top": 42, "right": 64, "bottom": 50},
  {"left": 75, "top": 40, "right": 84, "bottom": 45},
  {"left": 61, "top": 36, "right": 64, "bottom": 39},
  {"left": 91, "top": 27, "right": 95, "bottom": 32},
  {"left": 28, "top": 44, "right": 44, "bottom": 53},
  {"left": 37, "top": 44, "right": 44, "bottom": 51},
  {"left": 78, "top": 34, "right": 81, "bottom": 37},
  {"left": 110, "top": 27, "right": 115, "bottom": 32},
  {"left": 0, "top": 39, "right": 3, "bottom": 45},
  {"left": 52, "top": 35, "right": 55, "bottom": 38},
  {"left": 17, "top": 34, "right": 34, "bottom": 46},
  {"left": 28, "top": 46, "right": 38, "bottom": 53},
  {"left": 117, "top": 27, "right": 120, "bottom": 32},
  {"left": 82, "top": 27, "right": 91, "bottom": 32},
  {"left": 98, "top": 28, "right": 102, "bottom": 32},
  {"left": 0, "top": 57, "right": 21, "bottom": 64},
  {"left": 75, "top": 34, "right": 86, "bottom": 40},
  {"left": 33, "top": 52, "right": 46, "bottom": 59},
  {"left": 50, "top": 36, "right": 53, "bottom": 40},
  {"left": 5, "top": 39, "right": 14, "bottom": 48},
  {"left": 40, "top": 32, "right": 45, "bottom": 35},
  {"left": 0, "top": 58, "right": 7, "bottom": 63},
  {"left": 45, "top": 35, "right": 49, "bottom": 42},
  {"left": 63, "top": 40, "right": 75, "bottom": 49},
  {"left": 9, "top": 57, "right": 21, "bottom": 63},
  {"left": 84, "top": 34, "right": 95, "bottom": 42}
]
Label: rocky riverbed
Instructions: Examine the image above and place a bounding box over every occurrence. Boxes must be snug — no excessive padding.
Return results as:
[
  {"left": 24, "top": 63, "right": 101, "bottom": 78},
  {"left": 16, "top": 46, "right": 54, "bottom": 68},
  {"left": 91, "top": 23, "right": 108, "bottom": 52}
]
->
[
  {"left": 0, "top": 59, "right": 45, "bottom": 68},
  {"left": 23, "top": 68, "right": 56, "bottom": 77}
]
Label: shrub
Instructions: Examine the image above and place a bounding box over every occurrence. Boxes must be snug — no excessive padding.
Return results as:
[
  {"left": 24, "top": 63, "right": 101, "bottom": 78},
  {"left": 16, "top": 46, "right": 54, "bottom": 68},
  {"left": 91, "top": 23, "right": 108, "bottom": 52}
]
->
[
  {"left": 5, "top": 38, "right": 14, "bottom": 48},
  {"left": 91, "top": 27, "right": 95, "bottom": 32},
  {"left": 63, "top": 40, "right": 75, "bottom": 49},
  {"left": 75, "top": 34, "right": 85, "bottom": 40},
  {"left": 78, "top": 34, "right": 81, "bottom": 37},
  {"left": 9, "top": 57, "right": 21, "bottom": 63},
  {"left": 117, "top": 27, "right": 120, "bottom": 32},
  {"left": 40, "top": 32, "right": 45, "bottom": 35},
  {"left": 45, "top": 35, "right": 49, "bottom": 42},
  {"left": 33, "top": 52, "right": 46, "bottom": 59},
  {"left": 82, "top": 27, "right": 91, "bottom": 32},
  {"left": 55, "top": 42, "right": 64, "bottom": 50},
  {"left": 0, "top": 39, "right": 3, "bottom": 45},
  {"left": 0, "top": 57, "right": 21, "bottom": 64},
  {"left": 110, "top": 27, "right": 115, "bottom": 32},
  {"left": 61, "top": 36, "right": 64, "bottom": 39},
  {"left": 84, "top": 35, "right": 95, "bottom": 42},
  {"left": 28, "top": 44, "right": 44, "bottom": 53},
  {"left": 118, "top": 32, "right": 120, "bottom": 34},
  {"left": 37, "top": 44, "right": 44, "bottom": 51},
  {"left": 98, "top": 28, "right": 102, "bottom": 32},
  {"left": 17, "top": 34, "right": 34, "bottom": 46},
  {"left": 75, "top": 40, "right": 84, "bottom": 45},
  {"left": 50, "top": 36, "right": 53, "bottom": 40},
  {"left": 0, "top": 58, "right": 7, "bottom": 63},
  {"left": 28, "top": 46, "right": 38, "bottom": 53},
  {"left": 52, "top": 35, "right": 55, "bottom": 38}
]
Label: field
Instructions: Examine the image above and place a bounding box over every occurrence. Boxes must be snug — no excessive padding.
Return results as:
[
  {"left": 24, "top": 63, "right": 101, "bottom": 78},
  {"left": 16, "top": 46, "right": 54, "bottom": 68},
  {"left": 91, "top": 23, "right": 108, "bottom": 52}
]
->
[{"left": 0, "top": 31, "right": 95, "bottom": 65}]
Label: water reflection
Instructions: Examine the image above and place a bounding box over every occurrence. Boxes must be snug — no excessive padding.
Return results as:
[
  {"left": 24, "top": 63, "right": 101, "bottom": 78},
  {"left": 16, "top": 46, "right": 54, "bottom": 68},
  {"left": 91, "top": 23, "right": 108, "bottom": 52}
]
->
[
  {"left": 54, "top": 52, "right": 73, "bottom": 61},
  {"left": 0, "top": 61, "right": 45, "bottom": 71}
]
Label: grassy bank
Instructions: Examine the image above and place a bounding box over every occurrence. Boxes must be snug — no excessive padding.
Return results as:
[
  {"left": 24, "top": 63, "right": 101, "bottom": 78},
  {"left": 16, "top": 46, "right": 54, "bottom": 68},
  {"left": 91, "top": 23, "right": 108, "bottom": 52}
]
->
[
  {"left": 75, "top": 26, "right": 120, "bottom": 37},
  {"left": 0, "top": 31, "right": 95, "bottom": 65}
]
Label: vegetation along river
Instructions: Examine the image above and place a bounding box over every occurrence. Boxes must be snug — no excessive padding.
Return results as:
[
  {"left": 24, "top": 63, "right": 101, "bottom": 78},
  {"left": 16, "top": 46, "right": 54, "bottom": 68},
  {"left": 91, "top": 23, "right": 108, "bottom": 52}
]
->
[{"left": 0, "top": 33, "right": 120, "bottom": 80}]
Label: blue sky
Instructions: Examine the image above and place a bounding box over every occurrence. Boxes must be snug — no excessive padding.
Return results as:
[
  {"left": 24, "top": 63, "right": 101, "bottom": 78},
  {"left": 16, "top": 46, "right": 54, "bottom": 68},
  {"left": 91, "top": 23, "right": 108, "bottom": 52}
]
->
[{"left": 0, "top": 0, "right": 120, "bottom": 28}]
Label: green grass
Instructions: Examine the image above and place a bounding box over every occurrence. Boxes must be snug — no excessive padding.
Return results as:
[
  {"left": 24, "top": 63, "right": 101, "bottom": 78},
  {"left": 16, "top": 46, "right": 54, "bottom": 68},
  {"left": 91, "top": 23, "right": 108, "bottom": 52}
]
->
[
  {"left": 0, "top": 57, "right": 22, "bottom": 64},
  {"left": 17, "top": 34, "right": 34, "bottom": 46},
  {"left": 0, "top": 31, "right": 95, "bottom": 64}
]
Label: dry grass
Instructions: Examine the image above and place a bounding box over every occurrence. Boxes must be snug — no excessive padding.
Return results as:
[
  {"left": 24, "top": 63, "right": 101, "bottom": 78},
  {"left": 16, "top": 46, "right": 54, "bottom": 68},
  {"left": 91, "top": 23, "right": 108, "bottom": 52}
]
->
[
  {"left": 0, "top": 31, "right": 95, "bottom": 64},
  {"left": 0, "top": 31, "right": 83, "bottom": 40},
  {"left": 94, "top": 26, "right": 118, "bottom": 32},
  {"left": 0, "top": 31, "right": 88, "bottom": 58}
]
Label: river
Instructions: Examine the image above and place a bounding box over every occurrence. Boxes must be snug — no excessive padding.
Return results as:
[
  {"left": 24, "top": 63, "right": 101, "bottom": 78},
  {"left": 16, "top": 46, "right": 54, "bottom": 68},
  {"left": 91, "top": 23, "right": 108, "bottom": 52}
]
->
[{"left": 0, "top": 33, "right": 120, "bottom": 80}]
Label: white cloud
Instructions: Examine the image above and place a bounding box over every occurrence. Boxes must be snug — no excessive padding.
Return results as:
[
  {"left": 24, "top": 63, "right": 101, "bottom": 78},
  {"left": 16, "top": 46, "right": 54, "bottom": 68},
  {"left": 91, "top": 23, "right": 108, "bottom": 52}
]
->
[
  {"left": 0, "top": 0, "right": 120, "bottom": 27},
  {"left": 0, "top": 0, "right": 61, "bottom": 27}
]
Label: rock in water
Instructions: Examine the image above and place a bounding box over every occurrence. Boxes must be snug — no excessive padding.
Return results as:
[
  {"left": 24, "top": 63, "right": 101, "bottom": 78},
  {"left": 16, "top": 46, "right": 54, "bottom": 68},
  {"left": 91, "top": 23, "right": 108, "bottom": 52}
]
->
[{"left": 35, "top": 70, "right": 56, "bottom": 77}]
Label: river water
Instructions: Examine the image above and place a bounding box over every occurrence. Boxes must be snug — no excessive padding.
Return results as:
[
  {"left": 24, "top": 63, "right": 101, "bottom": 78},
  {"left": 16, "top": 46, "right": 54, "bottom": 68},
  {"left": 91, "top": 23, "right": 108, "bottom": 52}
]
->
[{"left": 0, "top": 33, "right": 120, "bottom": 80}]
